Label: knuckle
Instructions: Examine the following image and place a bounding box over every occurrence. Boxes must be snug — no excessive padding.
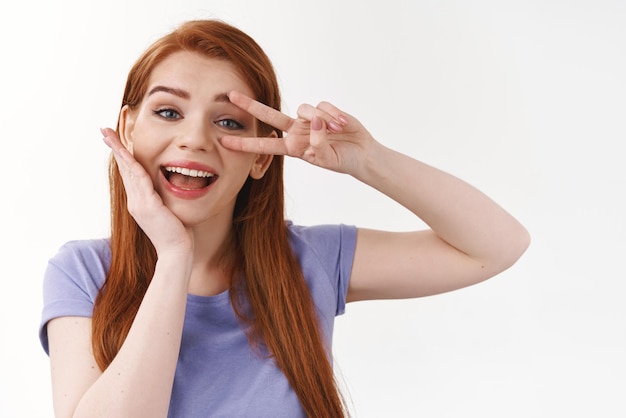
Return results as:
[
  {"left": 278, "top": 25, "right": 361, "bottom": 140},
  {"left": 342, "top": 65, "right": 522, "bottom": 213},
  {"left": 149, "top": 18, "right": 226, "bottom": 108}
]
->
[{"left": 296, "top": 103, "right": 309, "bottom": 116}]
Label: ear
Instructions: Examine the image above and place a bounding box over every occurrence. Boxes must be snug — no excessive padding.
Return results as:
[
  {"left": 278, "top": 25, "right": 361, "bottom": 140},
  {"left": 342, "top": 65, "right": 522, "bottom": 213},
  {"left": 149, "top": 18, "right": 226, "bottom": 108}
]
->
[
  {"left": 249, "top": 130, "right": 277, "bottom": 179},
  {"left": 118, "top": 105, "right": 136, "bottom": 154}
]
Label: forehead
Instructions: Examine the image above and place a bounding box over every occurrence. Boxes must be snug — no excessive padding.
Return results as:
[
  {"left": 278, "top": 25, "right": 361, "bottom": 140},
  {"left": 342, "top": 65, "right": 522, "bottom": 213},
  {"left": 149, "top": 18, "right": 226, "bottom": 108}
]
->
[{"left": 146, "top": 51, "right": 254, "bottom": 98}]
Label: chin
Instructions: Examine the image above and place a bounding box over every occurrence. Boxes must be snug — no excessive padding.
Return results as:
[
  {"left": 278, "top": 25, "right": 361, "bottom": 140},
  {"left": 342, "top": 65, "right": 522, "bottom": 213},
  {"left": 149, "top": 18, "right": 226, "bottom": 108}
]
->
[{"left": 169, "top": 205, "right": 234, "bottom": 230}]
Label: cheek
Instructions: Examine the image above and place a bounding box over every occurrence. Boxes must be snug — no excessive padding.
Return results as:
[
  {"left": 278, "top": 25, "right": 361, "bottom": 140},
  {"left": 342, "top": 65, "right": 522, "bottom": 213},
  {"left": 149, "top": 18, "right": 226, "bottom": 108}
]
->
[
  {"left": 225, "top": 151, "right": 256, "bottom": 177},
  {"left": 131, "top": 148, "right": 161, "bottom": 182},
  {"left": 130, "top": 122, "right": 167, "bottom": 169},
  {"left": 130, "top": 114, "right": 166, "bottom": 150}
]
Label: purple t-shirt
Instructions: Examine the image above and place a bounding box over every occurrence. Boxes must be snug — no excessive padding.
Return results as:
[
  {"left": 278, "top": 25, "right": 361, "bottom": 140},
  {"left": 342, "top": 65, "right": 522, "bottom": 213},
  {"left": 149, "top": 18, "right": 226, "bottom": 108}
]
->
[{"left": 39, "top": 223, "right": 357, "bottom": 417}]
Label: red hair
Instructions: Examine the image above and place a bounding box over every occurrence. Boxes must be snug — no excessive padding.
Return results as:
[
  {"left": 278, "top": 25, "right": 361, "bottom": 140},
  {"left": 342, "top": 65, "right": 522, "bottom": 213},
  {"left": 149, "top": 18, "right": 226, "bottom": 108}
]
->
[{"left": 91, "top": 20, "right": 347, "bottom": 417}]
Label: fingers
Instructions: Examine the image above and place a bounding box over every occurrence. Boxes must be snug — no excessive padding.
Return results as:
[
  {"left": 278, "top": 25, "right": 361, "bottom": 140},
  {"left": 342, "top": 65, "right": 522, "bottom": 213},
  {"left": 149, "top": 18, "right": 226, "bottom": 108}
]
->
[
  {"left": 297, "top": 116, "right": 338, "bottom": 168},
  {"left": 101, "top": 128, "right": 133, "bottom": 167},
  {"left": 223, "top": 93, "right": 355, "bottom": 167},
  {"left": 220, "top": 135, "right": 288, "bottom": 155},
  {"left": 297, "top": 103, "right": 347, "bottom": 133},
  {"left": 316, "top": 101, "right": 350, "bottom": 128},
  {"left": 100, "top": 128, "right": 153, "bottom": 196},
  {"left": 228, "top": 90, "right": 293, "bottom": 132},
  {"left": 228, "top": 90, "right": 349, "bottom": 134},
  {"left": 309, "top": 116, "right": 330, "bottom": 154}
]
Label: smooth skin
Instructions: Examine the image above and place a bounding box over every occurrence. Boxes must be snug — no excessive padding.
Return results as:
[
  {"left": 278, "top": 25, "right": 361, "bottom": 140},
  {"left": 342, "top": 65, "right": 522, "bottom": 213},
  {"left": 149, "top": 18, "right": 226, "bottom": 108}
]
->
[{"left": 47, "top": 52, "right": 530, "bottom": 417}]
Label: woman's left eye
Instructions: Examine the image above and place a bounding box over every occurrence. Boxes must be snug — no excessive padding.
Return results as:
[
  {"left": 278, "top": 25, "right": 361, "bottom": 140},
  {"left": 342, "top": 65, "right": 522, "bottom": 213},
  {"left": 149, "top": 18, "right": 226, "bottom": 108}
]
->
[{"left": 216, "top": 119, "right": 244, "bottom": 130}]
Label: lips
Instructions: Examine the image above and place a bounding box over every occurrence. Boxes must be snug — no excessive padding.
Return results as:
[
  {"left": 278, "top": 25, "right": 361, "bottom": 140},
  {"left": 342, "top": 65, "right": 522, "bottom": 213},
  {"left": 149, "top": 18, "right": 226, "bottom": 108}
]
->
[
  {"left": 159, "top": 161, "right": 218, "bottom": 199},
  {"left": 162, "top": 166, "right": 217, "bottom": 190}
]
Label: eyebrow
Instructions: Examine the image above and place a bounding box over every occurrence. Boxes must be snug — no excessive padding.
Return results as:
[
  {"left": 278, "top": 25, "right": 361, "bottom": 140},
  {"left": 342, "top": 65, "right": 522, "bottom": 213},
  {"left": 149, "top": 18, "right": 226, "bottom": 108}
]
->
[
  {"left": 213, "top": 92, "right": 231, "bottom": 103},
  {"left": 147, "top": 86, "right": 232, "bottom": 104},
  {"left": 147, "top": 85, "right": 190, "bottom": 99}
]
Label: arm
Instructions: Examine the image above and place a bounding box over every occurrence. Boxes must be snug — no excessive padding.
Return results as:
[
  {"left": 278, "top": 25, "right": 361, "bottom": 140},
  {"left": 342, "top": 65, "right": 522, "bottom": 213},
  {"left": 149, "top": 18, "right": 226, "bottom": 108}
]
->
[
  {"left": 222, "top": 92, "right": 530, "bottom": 301},
  {"left": 49, "top": 255, "right": 190, "bottom": 418},
  {"left": 347, "top": 144, "right": 529, "bottom": 301},
  {"left": 47, "top": 129, "right": 193, "bottom": 418}
]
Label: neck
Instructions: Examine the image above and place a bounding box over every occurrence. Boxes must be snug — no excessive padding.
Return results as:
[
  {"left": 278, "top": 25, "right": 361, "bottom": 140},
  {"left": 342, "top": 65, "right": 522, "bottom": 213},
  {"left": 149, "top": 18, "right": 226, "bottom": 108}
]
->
[{"left": 187, "top": 212, "right": 235, "bottom": 296}]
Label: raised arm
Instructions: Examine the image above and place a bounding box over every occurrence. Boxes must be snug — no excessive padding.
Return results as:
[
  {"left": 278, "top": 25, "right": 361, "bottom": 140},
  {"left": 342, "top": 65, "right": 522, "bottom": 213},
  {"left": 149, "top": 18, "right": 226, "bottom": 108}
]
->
[
  {"left": 47, "top": 129, "right": 193, "bottom": 418},
  {"left": 221, "top": 91, "right": 530, "bottom": 301},
  {"left": 346, "top": 145, "right": 529, "bottom": 301}
]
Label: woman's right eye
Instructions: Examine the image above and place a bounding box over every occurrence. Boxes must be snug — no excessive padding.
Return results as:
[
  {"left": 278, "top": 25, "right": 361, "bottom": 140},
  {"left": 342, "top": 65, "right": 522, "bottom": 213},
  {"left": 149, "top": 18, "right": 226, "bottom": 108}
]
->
[{"left": 154, "top": 108, "right": 181, "bottom": 119}]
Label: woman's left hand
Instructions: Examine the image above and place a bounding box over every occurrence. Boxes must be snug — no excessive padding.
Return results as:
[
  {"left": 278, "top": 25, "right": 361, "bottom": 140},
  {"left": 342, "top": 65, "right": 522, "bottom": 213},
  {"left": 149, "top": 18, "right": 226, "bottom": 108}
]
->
[{"left": 221, "top": 91, "right": 377, "bottom": 177}]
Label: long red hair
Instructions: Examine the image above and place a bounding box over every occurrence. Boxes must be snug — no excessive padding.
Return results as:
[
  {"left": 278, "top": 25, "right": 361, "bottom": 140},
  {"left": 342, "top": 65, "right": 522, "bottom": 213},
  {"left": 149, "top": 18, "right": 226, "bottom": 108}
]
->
[{"left": 91, "top": 20, "right": 347, "bottom": 417}]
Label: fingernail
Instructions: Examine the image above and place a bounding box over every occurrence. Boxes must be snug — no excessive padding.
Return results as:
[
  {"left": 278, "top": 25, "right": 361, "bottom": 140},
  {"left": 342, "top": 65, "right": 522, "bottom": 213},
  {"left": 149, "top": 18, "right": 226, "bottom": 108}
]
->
[
  {"left": 328, "top": 121, "right": 342, "bottom": 132},
  {"left": 311, "top": 116, "right": 323, "bottom": 131},
  {"left": 338, "top": 115, "right": 348, "bottom": 125}
]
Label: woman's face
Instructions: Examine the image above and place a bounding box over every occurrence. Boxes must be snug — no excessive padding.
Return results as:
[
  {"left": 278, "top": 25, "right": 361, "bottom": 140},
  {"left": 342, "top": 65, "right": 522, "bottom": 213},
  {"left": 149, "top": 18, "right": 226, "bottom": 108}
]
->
[{"left": 120, "top": 51, "right": 272, "bottom": 227}]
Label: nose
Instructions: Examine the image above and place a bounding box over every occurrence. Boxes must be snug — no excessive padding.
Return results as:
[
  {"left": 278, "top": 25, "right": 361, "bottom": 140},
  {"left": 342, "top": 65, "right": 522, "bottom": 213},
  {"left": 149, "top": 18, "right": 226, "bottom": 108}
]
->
[{"left": 174, "top": 118, "right": 217, "bottom": 152}]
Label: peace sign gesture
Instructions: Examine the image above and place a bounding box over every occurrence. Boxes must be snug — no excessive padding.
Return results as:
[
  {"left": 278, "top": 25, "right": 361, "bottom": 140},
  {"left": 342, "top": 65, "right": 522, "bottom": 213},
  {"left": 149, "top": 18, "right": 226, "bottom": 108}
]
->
[{"left": 220, "top": 91, "right": 379, "bottom": 177}]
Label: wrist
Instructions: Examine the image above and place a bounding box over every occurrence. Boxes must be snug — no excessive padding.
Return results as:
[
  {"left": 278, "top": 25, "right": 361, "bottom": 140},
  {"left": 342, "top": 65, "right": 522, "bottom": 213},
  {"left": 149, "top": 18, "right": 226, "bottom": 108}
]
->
[
  {"left": 156, "top": 249, "right": 193, "bottom": 278},
  {"left": 352, "top": 140, "right": 394, "bottom": 185}
]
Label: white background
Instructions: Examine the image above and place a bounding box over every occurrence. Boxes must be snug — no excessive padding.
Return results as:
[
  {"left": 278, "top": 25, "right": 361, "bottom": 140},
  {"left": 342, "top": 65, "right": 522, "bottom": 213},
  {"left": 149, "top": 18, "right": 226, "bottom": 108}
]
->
[{"left": 1, "top": 0, "right": 624, "bottom": 417}]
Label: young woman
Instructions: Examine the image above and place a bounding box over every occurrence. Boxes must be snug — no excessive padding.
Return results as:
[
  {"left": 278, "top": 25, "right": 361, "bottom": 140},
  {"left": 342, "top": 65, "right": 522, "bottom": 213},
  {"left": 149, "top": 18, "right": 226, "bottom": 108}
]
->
[{"left": 39, "top": 19, "right": 530, "bottom": 418}]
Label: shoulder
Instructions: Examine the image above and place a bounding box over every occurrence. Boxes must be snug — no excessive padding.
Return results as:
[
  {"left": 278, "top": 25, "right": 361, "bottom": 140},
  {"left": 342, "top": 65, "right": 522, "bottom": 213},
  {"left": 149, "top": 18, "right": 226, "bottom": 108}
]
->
[
  {"left": 40, "top": 238, "right": 111, "bottom": 353},
  {"left": 286, "top": 222, "right": 357, "bottom": 259},
  {"left": 286, "top": 222, "right": 357, "bottom": 308},
  {"left": 47, "top": 239, "right": 111, "bottom": 281},
  {"left": 51, "top": 238, "right": 111, "bottom": 266},
  {"left": 44, "top": 238, "right": 111, "bottom": 301}
]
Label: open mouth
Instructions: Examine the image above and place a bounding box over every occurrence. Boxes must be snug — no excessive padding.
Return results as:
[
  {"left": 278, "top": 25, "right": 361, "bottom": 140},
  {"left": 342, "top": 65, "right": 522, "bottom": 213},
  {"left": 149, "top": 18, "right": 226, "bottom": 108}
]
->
[{"left": 161, "top": 166, "right": 218, "bottom": 190}]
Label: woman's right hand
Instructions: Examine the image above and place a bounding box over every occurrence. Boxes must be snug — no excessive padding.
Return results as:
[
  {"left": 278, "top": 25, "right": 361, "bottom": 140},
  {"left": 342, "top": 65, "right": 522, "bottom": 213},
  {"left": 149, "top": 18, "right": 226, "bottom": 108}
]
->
[{"left": 101, "top": 128, "right": 193, "bottom": 257}]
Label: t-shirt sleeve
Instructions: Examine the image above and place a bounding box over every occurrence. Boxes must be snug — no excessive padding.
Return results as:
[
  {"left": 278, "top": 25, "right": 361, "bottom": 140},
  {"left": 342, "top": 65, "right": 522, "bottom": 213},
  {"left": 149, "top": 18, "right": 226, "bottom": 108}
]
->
[
  {"left": 287, "top": 223, "right": 357, "bottom": 317},
  {"left": 39, "top": 239, "right": 110, "bottom": 354}
]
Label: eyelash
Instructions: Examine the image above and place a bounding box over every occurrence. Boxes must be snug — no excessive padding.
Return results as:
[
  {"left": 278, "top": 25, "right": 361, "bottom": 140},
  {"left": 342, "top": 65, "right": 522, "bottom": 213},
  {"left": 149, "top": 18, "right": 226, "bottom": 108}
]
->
[
  {"left": 216, "top": 119, "right": 245, "bottom": 130},
  {"left": 154, "top": 108, "right": 181, "bottom": 119},
  {"left": 152, "top": 108, "right": 245, "bottom": 130}
]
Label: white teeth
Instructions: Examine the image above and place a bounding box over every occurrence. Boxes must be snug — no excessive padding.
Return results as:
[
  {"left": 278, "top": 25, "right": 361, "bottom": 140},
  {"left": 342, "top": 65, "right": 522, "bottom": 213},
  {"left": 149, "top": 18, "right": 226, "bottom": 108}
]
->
[{"left": 164, "top": 166, "right": 214, "bottom": 178}]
